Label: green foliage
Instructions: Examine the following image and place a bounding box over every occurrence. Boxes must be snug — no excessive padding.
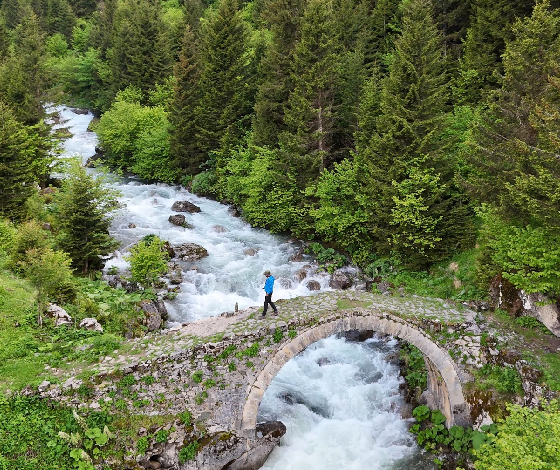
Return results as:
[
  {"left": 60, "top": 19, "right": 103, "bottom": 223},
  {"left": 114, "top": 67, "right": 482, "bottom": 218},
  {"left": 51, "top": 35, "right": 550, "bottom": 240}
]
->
[
  {"left": 0, "top": 395, "right": 79, "bottom": 470},
  {"left": 53, "top": 162, "right": 120, "bottom": 273},
  {"left": 399, "top": 343, "right": 428, "bottom": 391},
  {"left": 272, "top": 328, "right": 283, "bottom": 343},
  {"left": 195, "top": 391, "right": 207, "bottom": 405},
  {"left": 191, "top": 371, "right": 203, "bottom": 383},
  {"left": 474, "top": 401, "right": 560, "bottom": 470},
  {"left": 305, "top": 243, "right": 346, "bottom": 273},
  {"left": 478, "top": 207, "right": 560, "bottom": 296},
  {"left": 191, "top": 170, "right": 217, "bottom": 197},
  {"left": 155, "top": 429, "right": 170, "bottom": 443},
  {"left": 180, "top": 411, "right": 192, "bottom": 426},
  {"left": 136, "top": 436, "right": 149, "bottom": 454},
  {"left": 476, "top": 364, "right": 523, "bottom": 394},
  {"left": 0, "top": 102, "right": 57, "bottom": 221},
  {"left": 125, "top": 235, "right": 169, "bottom": 286},
  {"left": 179, "top": 441, "right": 198, "bottom": 463},
  {"left": 96, "top": 92, "right": 176, "bottom": 181}
]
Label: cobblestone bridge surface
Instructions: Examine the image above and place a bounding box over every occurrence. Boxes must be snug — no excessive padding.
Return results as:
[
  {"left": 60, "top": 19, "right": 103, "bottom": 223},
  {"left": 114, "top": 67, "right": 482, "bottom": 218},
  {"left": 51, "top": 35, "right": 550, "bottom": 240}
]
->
[{"left": 39, "top": 291, "right": 479, "bottom": 470}]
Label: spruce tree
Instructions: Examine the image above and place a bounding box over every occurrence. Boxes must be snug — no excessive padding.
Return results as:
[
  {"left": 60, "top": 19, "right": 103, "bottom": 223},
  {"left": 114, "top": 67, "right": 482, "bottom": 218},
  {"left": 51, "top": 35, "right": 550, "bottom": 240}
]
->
[
  {"left": 0, "top": 102, "right": 36, "bottom": 221},
  {"left": 110, "top": 0, "right": 171, "bottom": 97},
  {"left": 461, "top": 0, "right": 535, "bottom": 97},
  {"left": 359, "top": 0, "right": 472, "bottom": 267},
  {"left": 280, "top": 0, "right": 340, "bottom": 184},
  {"left": 0, "top": 10, "right": 47, "bottom": 124},
  {"left": 0, "top": 16, "right": 9, "bottom": 58},
  {"left": 252, "top": 0, "right": 304, "bottom": 148},
  {"left": 468, "top": 1, "right": 560, "bottom": 227},
  {"left": 54, "top": 163, "right": 120, "bottom": 273},
  {"left": 194, "top": 0, "right": 252, "bottom": 166},
  {"left": 170, "top": 25, "right": 203, "bottom": 176},
  {"left": 433, "top": 0, "right": 473, "bottom": 57}
]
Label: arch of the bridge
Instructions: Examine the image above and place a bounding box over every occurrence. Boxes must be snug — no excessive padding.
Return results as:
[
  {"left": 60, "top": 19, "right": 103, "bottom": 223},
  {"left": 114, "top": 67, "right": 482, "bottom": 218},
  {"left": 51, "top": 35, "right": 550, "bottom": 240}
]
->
[{"left": 239, "top": 313, "right": 471, "bottom": 436}]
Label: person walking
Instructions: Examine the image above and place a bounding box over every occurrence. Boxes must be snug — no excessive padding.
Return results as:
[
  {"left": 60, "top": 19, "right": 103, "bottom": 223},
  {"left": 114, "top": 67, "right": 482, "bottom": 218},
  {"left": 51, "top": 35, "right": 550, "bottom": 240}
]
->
[{"left": 262, "top": 270, "right": 278, "bottom": 317}]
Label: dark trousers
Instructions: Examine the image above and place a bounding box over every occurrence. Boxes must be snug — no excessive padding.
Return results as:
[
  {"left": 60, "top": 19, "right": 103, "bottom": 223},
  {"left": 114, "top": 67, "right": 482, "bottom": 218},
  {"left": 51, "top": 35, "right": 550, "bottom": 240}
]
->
[{"left": 263, "top": 293, "right": 277, "bottom": 315}]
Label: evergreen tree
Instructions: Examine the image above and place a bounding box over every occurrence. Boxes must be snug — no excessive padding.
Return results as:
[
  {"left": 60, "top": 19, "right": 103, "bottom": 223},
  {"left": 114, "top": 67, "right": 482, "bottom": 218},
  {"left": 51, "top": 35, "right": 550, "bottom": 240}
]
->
[
  {"left": 252, "top": 0, "right": 304, "bottom": 148},
  {"left": 68, "top": 0, "right": 98, "bottom": 17},
  {"left": 433, "top": 0, "right": 472, "bottom": 57},
  {"left": 53, "top": 163, "right": 120, "bottom": 273},
  {"left": 0, "top": 102, "right": 36, "bottom": 221},
  {"left": 1, "top": 0, "right": 22, "bottom": 29},
  {"left": 0, "top": 10, "right": 47, "bottom": 124},
  {"left": 461, "top": 0, "right": 535, "bottom": 98},
  {"left": 0, "top": 15, "right": 9, "bottom": 58},
  {"left": 194, "top": 0, "right": 253, "bottom": 167},
  {"left": 280, "top": 0, "right": 340, "bottom": 183},
  {"left": 359, "top": 0, "right": 472, "bottom": 267},
  {"left": 44, "top": 0, "right": 76, "bottom": 39},
  {"left": 110, "top": 0, "right": 171, "bottom": 97},
  {"left": 170, "top": 25, "right": 203, "bottom": 176},
  {"left": 468, "top": 1, "right": 560, "bottom": 228}
]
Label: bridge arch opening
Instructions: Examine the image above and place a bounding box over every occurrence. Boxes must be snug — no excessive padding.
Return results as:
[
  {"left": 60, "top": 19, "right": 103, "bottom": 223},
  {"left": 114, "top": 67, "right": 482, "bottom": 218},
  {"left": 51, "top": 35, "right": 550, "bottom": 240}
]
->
[{"left": 240, "top": 314, "right": 470, "bottom": 437}]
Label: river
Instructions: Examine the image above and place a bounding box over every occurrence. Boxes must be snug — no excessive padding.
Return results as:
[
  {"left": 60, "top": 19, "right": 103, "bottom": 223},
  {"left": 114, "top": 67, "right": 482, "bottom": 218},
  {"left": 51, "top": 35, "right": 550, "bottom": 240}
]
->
[{"left": 54, "top": 105, "right": 432, "bottom": 470}]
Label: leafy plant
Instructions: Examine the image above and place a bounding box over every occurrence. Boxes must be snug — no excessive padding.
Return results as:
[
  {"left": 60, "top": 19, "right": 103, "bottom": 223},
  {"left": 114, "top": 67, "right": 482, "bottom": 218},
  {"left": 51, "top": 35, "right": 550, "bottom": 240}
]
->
[
  {"left": 125, "top": 235, "right": 169, "bottom": 286},
  {"left": 155, "top": 429, "right": 170, "bottom": 443},
  {"left": 180, "top": 411, "right": 192, "bottom": 427},
  {"left": 192, "top": 371, "right": 203, "bottom": 383},
  {"left": 179, "top": 441, "right": 198, "bottom": 463},
  {"left": 136, "top": 436, "right": 149, "bottom": 455},
  {"left": 272, "top": 328, "right": 283, "bottom": 344},
  {"left": 305, "top": 242, "right": 346, "bottom": 273}
]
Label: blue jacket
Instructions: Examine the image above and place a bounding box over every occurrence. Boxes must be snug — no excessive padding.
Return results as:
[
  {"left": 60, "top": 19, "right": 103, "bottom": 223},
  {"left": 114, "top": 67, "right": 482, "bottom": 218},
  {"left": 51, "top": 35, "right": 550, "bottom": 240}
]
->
[{"left": 264, "top": 276, "right": 275, "bottom": 295}]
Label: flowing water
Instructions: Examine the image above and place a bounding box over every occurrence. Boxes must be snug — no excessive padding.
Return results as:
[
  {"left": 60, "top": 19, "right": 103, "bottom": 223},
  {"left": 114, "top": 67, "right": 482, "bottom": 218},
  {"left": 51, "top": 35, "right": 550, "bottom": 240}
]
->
[{"left": 54, "top": 106, "right": 431, "bottom": 469}]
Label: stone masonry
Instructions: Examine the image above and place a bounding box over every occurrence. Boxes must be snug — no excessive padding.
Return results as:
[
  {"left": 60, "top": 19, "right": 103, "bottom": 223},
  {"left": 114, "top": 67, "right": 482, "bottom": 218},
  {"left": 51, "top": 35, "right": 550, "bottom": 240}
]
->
[{"left": 37, "top": 291, "right": 480, "bottom": 469}]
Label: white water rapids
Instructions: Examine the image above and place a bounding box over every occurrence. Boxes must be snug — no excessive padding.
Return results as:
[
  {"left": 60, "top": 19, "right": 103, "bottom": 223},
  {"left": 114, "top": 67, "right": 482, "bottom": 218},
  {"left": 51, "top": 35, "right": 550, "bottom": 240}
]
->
[{"left": 54, "top": 106, "right": 432, "bottom": 469}]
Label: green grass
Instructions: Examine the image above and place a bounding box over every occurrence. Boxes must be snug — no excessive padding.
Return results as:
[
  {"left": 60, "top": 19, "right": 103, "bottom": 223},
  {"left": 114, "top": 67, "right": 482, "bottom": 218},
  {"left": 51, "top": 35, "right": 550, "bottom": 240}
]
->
[{"left": 387, "top": 249, "right": 486, "bottom": 301}]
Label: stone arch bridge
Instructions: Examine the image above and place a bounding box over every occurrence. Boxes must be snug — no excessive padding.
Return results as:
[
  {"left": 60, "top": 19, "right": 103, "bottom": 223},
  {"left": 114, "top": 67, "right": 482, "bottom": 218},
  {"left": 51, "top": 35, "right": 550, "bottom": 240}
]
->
[{"left": 41, "top": 291, "right": 481, "bottom": 470}]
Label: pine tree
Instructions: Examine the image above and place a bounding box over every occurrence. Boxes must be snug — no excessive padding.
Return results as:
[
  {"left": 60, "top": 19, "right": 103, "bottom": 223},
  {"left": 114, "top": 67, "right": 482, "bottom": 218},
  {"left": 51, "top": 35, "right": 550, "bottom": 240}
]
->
[
  {"left": 280, "top": 0, "right": 340, "bottom": 184},
  {"left": 461, "top": 0, "right": 535, "bottom": 97},
  {"left": 194, "top": 0, "right": 252, "bottom": 166},
  {"left": 468, "top": 1, "right": 560, "bottom": 227},
  {"left": 0, "top": 102, "right": 36, "bottom": 221},
  {"left": 0, "top": 10, "right": 47, "bottom": 124},
  {"left": 359, "top": 0, "right": 472, "bottom": 267},
  {"left": 252, "top": 0, "right": 304, "bottom": 148},
  {"left": 54, "top": 163, "right": 120, "bottom": 273},
  {"left": 0, "top": 15, "right": 9, "bottom": 58},
  {"left": 1, "top": 0, "right": 23, "bottom": 29},
  {"left": 110, "top": 0, "right": 171, "bottom": 97},
  {"left": 170, "top": 25, "right": 203, "bottom": 176},
  {"left": 44, "top": 0, "right": 76, "bottom": 39},
  {"left": 433, "top": 0, "right": 473, "bottom": 57}
]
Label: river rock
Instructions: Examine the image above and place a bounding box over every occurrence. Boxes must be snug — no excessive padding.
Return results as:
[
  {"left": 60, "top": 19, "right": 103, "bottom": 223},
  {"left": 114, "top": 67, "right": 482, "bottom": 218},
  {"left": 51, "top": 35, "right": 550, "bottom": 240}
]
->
[
  {"left": 168, "top": 214, "right": 186, "bottom": 226},
  {"left": 329, "top": 270, "right": 353, "bottom": 290},
  {"left": 289, "top": 247, "right": 304, "bottom": 262},
  {"left": 228, "top": 206, "right": 241, "bottom": 217},
  {"left": 212, "top": 225, "right": 227, "bottom": 233},
  {"left": 171, "top": 200, "right": 201, "bottom": 213},
  {"left": 173, "top": 243, "right": 209, "bottom": 262},
  {"left": 376, "top": 281, "right": 395, "bottom": 295},
  {"left": 40, "top": 186, "right": 57, "bottom": 195},
  {"left": 295, "top": 269, "right": 307, "bottom": 282},
  {"left": 306, "top": 280, "right": 321, "bottom": 291},
  {"left": 42, "top": 222, "right": 52, "bottom": 231},
  {"left": 46, "top": 303, "right": 73, "bottom": 327},
  {"left": 128, "top": 223, "right": 136, "bottom": 228},
  {"left": 73, "top": 108, "right": 89, "bottom": 115},
  {"left": 79, "top": 318, "right": 103, "bottom": 332},
  {"left": 278, "top": 278, "right": 292, "bottom": 289},
  {"left": 317, "top": 357, "right": 331, "bottom": 366},
  {"left": 244, "top": 248, "right": 259, "bottom": 256}
]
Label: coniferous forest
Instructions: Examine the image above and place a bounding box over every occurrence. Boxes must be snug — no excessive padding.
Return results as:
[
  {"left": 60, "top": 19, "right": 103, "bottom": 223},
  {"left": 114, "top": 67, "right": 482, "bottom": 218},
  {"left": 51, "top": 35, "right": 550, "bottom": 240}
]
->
[
  {"left": 2, "top": 0, "right": 560, "bottom": 468},
  {"left": 1, "top": 0, "right": 559, "bottom": 291}
]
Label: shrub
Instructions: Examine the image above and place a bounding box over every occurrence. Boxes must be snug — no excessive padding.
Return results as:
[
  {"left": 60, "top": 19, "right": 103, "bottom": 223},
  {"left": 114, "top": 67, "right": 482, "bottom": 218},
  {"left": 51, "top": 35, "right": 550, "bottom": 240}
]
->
[
  {"left": 125, "top": 235, "right": 169, "bottom": 286},
  {"left": 474, "top": 401, "right": 560, "bottom": 470},
  {"left": 179, "top": 441, "right": 198, "bottom": 463},
  {"left": 191, "top": 170, "right": 217, "bottom": 197}
]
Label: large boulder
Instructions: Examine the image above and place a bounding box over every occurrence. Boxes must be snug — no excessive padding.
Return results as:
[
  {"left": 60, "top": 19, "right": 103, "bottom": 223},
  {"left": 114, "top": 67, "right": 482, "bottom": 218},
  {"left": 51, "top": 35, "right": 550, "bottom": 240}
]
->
[
  {"left": 244, "top": 248, "right": 259, "bottom": 257},
  {"left": 171, "top": 200, "right": 201, "bottom": 213},
  {"left": 173, "top": 243, "right": 209, "bottom": 262},
  {"left": 46, "top": 303, "right": 73, "bottom": 327},
  {"left": 212, "top": 225, "right": 227, "bottom": 233},
  {"left": 520, "top": 292, "right": 560, "bottom": 337},
  {"left": 329, "top": 270, "right": 353, "bottom": 290},
  {"left": 79, "top": 318, "right": 103, "bottom": 332},
  {"left": 138, "top": 299, "right": 168, "bottom": 331},
  {"left": 228, "top": 422, "right": 286, "bottom": 470}
]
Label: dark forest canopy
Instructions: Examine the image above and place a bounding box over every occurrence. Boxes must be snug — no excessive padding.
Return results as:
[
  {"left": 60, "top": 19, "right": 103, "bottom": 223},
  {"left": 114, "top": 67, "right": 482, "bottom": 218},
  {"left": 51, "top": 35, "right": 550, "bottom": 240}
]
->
[{"left": 1, "top": 0, "right": 559, "bottom": 295}]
